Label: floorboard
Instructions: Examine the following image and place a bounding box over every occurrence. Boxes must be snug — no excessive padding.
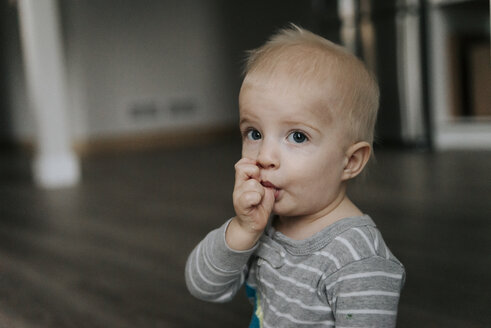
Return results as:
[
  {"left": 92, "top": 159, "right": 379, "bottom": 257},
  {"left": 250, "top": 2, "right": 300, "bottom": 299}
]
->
[{"left": 0, "top": 140, "right": 490, "bottom": 327}]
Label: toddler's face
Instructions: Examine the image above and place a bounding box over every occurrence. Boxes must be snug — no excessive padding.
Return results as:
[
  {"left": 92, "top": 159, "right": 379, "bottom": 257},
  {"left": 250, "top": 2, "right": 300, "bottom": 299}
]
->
[{"left": 239, "top": 80, "right": 350, "bottom": 220}]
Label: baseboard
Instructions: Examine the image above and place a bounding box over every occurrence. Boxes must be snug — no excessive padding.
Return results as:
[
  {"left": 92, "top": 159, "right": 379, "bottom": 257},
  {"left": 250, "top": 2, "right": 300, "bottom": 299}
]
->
[{"left": 73, "top": 124, "right": 240, "bottom": 156}]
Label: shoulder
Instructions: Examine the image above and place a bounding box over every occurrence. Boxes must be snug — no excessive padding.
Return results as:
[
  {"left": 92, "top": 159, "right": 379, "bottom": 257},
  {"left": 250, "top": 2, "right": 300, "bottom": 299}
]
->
[
  {"left": 310, "top": 215, "right": 402, "bottom": 269},
  {"left": 329, "top": 223, "right": 402, "bottom": 267},
  {"left": 317, "top": 222, "right": 405, "bottom": 302}
]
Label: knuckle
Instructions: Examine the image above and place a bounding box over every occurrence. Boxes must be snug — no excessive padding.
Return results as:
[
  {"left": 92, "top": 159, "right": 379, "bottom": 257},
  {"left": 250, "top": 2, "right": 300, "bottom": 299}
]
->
[
  {"left": 235, "top": 157, "right": 249, "bottom": 167},
  {"left": 243, "top": 191, "right": 260, "bottom": 205},
  {"left": 244, "top": 179, "right": 260, "bottom": 189}
]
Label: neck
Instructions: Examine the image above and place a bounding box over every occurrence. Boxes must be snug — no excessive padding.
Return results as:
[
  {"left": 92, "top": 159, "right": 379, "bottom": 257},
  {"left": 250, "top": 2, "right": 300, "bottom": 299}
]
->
[{"left": 275, "top": 191, "right": 363, "bottom": 240}]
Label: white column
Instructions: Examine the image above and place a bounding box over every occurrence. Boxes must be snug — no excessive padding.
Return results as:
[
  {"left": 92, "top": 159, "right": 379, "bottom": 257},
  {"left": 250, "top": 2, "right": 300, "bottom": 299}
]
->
[
  {"left": 338, "top": 0, "right": 358, "bottom": 54},
  {"left": 395, "top": 0, "right": 426, "bottom": 143},
  {"left": 17, "top": 0, "right": 80, "bottom": 188}
]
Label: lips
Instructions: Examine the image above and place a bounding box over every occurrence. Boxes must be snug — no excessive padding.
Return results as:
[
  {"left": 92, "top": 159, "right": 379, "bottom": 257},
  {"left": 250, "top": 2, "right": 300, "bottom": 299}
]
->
[
  {"left": 261, "top": 180, "right": 280, "bottom": 199},
  {"left": 261, "top": 180, "right": 277, "bottom": 189}
]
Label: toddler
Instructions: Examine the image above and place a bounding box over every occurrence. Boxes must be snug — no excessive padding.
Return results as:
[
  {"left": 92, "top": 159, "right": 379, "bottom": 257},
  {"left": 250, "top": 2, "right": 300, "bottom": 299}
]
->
[{"left": 185, "top": 25, "right": 405, "bottom": 327}]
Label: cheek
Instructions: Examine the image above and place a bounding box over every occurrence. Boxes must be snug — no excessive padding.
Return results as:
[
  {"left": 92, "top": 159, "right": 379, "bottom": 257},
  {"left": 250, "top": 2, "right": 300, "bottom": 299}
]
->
[{"left": 290, "top": 154, "right": 343, "bottom": 188}]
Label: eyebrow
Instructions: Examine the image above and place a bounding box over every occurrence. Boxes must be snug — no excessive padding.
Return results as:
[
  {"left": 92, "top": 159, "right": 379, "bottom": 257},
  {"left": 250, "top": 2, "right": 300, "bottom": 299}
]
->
[
  {"left": 239, "top": 118, "right": 252, "bottom": 127},
  {"left": 283, "top": 120, "right": 322, "bottom": 134},
  {"left": 239, "top": 113, "right": 259, "bottom": 126}
]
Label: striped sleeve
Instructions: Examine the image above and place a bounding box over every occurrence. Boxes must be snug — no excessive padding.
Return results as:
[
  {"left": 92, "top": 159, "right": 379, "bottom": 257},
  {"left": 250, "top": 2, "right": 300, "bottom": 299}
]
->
[
  {"left": 185, "top": 220, "right": 256, "bottom": 303},
  {"left": 324, "top": 256, "right": 405, "bottom": 328}
]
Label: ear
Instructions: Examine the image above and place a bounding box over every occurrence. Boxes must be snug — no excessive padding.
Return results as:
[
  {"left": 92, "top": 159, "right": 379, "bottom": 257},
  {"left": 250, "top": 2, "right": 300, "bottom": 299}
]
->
[{"left": 342, "top": 141, "right": 371, "bottom": 181}]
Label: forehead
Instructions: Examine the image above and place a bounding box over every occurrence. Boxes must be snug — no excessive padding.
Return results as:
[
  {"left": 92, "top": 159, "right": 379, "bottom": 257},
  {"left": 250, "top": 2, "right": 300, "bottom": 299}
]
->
[{"left": 239, "top": 77, "right": 332, "bottom": 126}]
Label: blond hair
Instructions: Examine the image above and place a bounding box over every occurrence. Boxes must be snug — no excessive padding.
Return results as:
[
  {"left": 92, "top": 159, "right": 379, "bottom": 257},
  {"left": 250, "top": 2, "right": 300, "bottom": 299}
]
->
[{"left": 242, "top": 24, "right": 379, "bottom": 146}]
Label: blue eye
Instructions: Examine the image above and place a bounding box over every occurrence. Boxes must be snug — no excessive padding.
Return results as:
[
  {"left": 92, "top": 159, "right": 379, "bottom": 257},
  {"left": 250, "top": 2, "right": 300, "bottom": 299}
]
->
[
  {"left": 247, "top": 129, "right": 262, "bottom": 140},
  {"left": 288, "top": 131, "right": 308, "bottom": 143}
]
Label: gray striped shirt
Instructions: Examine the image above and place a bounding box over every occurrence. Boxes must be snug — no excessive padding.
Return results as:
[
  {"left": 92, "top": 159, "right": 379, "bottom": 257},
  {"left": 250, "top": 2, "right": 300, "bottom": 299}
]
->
[{"left": 185, "top": 215, "right": 405, "bottom": 327}]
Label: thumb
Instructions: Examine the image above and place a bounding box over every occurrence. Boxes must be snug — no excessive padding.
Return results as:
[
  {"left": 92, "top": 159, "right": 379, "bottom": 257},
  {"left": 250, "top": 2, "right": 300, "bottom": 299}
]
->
[{"left": 261, "top": 187, "right": 275, "bottom": 217}]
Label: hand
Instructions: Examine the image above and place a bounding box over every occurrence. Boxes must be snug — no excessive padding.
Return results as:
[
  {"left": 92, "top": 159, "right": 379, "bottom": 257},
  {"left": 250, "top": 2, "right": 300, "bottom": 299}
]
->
[{"left": 226, "top": 158, "right": 275, "bottom": 250}]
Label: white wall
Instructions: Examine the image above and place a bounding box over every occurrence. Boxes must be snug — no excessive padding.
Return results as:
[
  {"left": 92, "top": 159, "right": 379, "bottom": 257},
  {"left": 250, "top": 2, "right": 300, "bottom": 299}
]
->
[
  {"left": 2, "top": 1, "right": 32, "bottom": 141},
  {"left": 5, "top": 0, "right": 238, "bottom": 144}
]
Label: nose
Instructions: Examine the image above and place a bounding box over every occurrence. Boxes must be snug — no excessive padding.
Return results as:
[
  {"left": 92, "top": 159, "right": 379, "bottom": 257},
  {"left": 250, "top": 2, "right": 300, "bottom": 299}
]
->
[{"left": 256, "top": 139, "right": 279, "bottom": 169}]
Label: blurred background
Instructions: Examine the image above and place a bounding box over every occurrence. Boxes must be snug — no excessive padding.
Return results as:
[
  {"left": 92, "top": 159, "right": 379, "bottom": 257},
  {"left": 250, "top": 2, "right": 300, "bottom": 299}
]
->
[{"left": 0, "top": 0, "right": 489, "bottom": 327}]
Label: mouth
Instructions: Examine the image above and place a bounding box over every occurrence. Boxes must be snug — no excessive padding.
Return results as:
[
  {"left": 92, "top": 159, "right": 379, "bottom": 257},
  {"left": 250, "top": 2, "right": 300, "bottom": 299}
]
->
[{"left": 261, "top": 180, "right": 281, "bottom": 199}]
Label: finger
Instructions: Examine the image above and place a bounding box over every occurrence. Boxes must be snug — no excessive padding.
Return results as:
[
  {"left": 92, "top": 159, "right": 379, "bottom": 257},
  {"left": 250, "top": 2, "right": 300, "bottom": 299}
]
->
[
  {"left": 241, "top": 178, "right": 263, "bottom": 192},
  {"left": 260, "top": 187, "right": 275, "bottom": 217},
  {"left": 235, "top": 157, "right": 257, "bottom": 166},
  {"left": 234, "top": 162, "right": 260, "bottom": 185},
  {"left": 234, "top": 179, "right": 263, "bottom": 204},
  {"left": 238, "top": 190, "right": 263, "bottom": 210}
]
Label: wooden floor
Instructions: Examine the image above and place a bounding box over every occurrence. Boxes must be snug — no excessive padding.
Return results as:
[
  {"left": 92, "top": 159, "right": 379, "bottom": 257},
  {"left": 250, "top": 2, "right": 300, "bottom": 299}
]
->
[{"left": 0, "top": 139, "right": 490, "bottom": 327}]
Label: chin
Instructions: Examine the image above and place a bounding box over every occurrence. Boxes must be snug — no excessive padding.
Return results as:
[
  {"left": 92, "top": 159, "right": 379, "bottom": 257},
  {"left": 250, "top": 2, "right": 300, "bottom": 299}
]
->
[{"left": 271, "top": 205, "right": 297, "bottom": 218}]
